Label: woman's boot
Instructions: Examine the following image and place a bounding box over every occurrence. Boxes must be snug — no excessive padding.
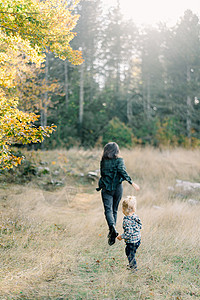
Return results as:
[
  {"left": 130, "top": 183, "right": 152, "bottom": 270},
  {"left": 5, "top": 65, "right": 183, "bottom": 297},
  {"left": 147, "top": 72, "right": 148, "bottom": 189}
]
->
[{"left": 108, "top": 225, "right": 118, "bottom": 246}]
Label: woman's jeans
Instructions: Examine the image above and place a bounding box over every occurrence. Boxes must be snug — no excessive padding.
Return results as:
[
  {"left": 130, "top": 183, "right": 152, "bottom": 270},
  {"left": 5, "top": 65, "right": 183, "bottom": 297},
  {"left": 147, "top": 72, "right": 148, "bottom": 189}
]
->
[
  {"left": 101, "top": 184, "right": 123, "bottom": 228},
  {"left": 125, "top": 240, "right": 141, "bottom": 269}
]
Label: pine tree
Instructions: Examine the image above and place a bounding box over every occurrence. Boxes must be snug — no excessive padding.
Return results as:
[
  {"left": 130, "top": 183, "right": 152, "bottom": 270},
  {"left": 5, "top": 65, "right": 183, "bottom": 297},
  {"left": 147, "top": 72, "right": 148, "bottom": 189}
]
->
[{"left": 164, "top": 10, "right": 200, "bottom": 142}]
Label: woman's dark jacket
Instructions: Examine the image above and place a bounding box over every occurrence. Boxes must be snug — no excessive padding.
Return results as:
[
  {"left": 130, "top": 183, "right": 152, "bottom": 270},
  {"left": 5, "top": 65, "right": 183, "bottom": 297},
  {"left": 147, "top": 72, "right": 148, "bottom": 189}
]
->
[{"left": 96, "top": 157, "right": 132, "bottom": 191}]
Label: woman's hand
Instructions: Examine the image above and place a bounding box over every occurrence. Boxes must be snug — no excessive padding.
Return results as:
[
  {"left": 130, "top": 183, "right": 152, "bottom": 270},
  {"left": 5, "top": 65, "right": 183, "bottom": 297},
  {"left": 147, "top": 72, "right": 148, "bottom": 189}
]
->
[{"left": 132, "top": 182, "right": 140, "bottom": 191}]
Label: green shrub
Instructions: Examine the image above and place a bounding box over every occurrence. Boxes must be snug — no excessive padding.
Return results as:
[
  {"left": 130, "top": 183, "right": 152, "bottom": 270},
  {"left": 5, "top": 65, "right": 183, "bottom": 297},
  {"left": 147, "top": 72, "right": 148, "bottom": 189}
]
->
[
  {"left": 155, "top": 117, "right": 179, "bottom": 147},
  {"left": 0, "top": 149, "right": 38, "bottom": 183},
  {"left": 103, "top": 117, "right": 135, "bottom": 148}
]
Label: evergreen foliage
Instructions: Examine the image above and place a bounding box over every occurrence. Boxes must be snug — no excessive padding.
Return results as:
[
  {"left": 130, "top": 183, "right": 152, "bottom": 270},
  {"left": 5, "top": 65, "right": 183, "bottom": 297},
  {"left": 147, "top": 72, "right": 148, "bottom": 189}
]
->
[
  {"left": 44, "top": 5, "right": 199, "bottom": 149},
  {"left": 103, "top": 117, "right": 135, "bottom": 148},
  {"left": 2, "top": 0, "right": 200, "bottom": 153}
]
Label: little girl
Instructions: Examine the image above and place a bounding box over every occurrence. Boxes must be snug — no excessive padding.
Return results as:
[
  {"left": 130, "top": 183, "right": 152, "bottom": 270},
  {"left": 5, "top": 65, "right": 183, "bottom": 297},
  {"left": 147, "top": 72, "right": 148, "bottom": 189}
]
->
[
  {"left": 117, "top": 196, "right": 142, "bottom": 271},
  {"left": 96, "top": 142, "right": 140, "bottom": 246}
]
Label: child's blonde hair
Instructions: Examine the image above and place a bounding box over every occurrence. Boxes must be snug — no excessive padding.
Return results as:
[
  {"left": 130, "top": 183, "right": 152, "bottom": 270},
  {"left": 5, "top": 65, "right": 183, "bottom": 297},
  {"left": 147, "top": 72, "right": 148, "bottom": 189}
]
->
[{"left": 122, "top": 196, "right": 137, "bottom": 215}]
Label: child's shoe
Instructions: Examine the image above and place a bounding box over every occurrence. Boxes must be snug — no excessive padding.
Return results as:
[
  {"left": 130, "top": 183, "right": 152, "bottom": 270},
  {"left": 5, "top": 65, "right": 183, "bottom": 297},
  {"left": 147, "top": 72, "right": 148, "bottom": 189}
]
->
[{"left": 127, "top": 265, "right": 137, "bottom": 272}]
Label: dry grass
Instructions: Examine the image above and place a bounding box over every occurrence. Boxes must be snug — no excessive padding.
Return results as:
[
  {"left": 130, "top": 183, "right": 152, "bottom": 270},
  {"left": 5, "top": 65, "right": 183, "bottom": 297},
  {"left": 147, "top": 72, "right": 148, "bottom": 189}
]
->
[{"left": 0, "top": 147, "right": 200, "bottom": 299}]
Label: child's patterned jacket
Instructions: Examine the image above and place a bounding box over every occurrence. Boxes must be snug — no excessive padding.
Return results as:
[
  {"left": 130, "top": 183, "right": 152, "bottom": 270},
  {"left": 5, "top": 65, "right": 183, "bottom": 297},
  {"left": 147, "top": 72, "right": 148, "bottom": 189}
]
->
[{"left": 121, "top": 213, "right": 142, "bottom": 243}]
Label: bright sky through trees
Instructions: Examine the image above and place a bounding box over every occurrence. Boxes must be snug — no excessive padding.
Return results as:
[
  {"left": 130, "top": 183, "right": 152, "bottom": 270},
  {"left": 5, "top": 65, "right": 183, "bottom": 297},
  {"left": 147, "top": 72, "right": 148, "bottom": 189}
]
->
[{"left": 104, "top": 0, "right": 200, "bottom": 25}]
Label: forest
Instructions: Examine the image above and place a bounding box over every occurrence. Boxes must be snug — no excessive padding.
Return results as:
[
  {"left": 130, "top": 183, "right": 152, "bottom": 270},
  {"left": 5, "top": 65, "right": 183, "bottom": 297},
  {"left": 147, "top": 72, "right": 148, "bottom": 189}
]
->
[
  {"left": 1, "top": 0, "right": 200, "bottom": 167},
  {"left": 58, "top": 1, "right": 200, "bottom": 150},
  {"left": 49, "top": 2, "right": 200, "bottom": 149}
]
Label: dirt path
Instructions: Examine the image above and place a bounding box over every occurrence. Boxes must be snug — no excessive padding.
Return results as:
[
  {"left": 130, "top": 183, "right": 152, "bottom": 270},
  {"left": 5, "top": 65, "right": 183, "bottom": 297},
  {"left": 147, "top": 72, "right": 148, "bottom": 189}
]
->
[{"left": 0, "top": 184, "right": 102, "bottom": 222}]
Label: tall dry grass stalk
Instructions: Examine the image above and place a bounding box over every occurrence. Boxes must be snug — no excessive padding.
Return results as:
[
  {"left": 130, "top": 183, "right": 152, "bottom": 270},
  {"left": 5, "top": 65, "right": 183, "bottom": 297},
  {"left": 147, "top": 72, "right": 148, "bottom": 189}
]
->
[{"left": 0, "top": 147, "right": 200, "bottom": 299}]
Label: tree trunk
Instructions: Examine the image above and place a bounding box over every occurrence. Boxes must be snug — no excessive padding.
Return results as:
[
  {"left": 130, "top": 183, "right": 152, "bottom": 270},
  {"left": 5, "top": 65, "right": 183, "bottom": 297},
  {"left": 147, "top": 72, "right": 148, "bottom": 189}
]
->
[
  {"left": 116, "top": 61, "right": 120, "bottom": 95},
  {"left": 146, "top": 73, "right": 151, "bottom": 120},
  {"left": 186, "top": 65, "right": 192, "bottom": 140},
  {"left": 127, "top": 96, "right": 133, "bottom": 123},
  {"left": 79, "top": 62, "right": 84, "bottom": 134},
  {"left": 41, "top": 51, "right": 48, "bottom": 127},
  {"left": 64, "top": 60, "right": 69, "bottom": 110}
]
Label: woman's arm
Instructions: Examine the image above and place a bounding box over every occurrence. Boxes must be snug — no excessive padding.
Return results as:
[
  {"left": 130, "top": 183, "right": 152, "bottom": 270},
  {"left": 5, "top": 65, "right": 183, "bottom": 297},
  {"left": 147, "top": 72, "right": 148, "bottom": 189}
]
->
[
  {"left": 118, "top": 159, "right": 140, "bottom": 190},
  {"left": 117, "top": 158, "right": 132, "bottom": 183}
]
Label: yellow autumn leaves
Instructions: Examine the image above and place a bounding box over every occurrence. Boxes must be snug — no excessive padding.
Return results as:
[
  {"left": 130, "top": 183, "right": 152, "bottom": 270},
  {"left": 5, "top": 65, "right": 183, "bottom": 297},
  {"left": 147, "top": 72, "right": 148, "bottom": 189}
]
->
[
  {"left": 0, "top": 0, "right": 83, "bottom": 64},
  {"left": 0, "top": 89, "right": 56, "bottom": 169},
  {"left": 0, "top": 0, "right": 83, "bottom": 169}
]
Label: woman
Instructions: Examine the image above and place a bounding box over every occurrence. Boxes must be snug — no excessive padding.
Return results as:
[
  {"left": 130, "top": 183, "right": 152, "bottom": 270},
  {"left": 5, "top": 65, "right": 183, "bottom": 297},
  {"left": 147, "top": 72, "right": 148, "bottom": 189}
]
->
[{"left": 96, "top": 142, "right": 140, "bottom": 246}]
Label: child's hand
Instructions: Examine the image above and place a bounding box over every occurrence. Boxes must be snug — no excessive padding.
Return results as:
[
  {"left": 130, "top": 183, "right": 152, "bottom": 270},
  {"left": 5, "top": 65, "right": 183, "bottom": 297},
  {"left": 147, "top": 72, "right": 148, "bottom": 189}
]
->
[
  {"left": 132, "top": 182, "right": 140, "bottom": 191},
  {"left": 117, "top": 235, "right": 122, "bottom": 241}
]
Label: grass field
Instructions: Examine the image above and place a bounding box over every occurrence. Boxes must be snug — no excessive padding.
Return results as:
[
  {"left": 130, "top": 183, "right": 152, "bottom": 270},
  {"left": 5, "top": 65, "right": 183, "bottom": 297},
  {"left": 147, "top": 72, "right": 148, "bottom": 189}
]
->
[{"left": 0, "top": 147, "right": 200, "bottom": 299}]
